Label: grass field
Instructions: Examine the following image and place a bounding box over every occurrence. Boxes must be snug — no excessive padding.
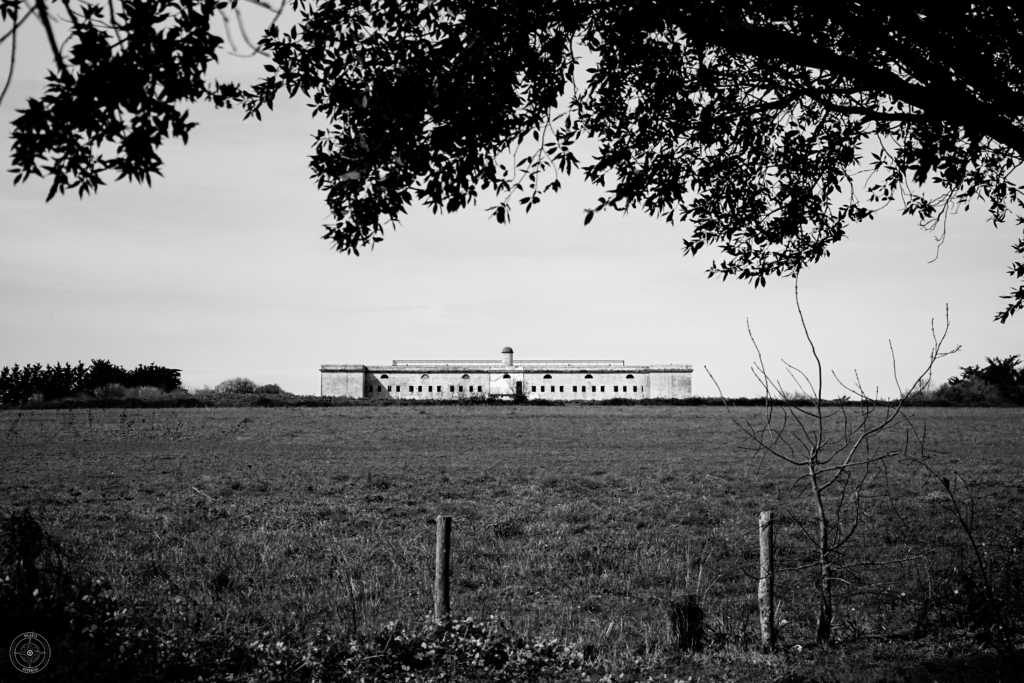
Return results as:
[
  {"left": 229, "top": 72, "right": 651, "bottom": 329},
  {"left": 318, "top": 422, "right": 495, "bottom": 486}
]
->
[{"left": 2, "top": 404, "right": 1023, "bottom": 681}]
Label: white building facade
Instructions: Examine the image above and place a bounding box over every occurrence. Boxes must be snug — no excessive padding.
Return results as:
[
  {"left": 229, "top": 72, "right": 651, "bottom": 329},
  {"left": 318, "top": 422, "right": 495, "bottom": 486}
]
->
[{"left": 321, "top": 347, "right": 692, "bottom": 400}]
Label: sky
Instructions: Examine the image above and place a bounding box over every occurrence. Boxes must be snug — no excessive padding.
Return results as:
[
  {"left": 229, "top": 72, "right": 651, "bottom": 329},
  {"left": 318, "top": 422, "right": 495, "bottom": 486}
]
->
[{"left": 1, "top": 16, "right": 1021, "bottom": 398}]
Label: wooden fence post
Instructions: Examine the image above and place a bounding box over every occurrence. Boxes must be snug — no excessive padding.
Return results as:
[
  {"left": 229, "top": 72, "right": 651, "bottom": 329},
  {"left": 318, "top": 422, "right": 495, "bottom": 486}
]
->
[
  {"left": 758, "top": 511, "right": 776, "bottom": 651},
  {"left": 434, "top": 515, "right": 452, "bottom": 622}
]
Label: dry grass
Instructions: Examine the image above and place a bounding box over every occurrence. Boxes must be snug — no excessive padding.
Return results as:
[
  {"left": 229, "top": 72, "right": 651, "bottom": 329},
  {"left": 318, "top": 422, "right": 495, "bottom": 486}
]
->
[{"left": 1, "top": 404, "right": 1023, "bottom": 680}]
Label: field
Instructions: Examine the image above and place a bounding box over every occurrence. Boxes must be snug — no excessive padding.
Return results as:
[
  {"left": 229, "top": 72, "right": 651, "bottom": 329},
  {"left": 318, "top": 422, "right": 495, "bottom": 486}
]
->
[{"left": 2, "top": 404, "right": 1023, "bottom": 682}]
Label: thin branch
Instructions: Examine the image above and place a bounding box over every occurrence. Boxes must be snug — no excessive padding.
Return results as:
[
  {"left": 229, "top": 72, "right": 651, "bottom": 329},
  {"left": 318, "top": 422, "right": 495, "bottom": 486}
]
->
[
  {"left": 34, "top": 0, "right": 66, "bottom": 77},
  {"left": 233, "top": 6, "right": 267, "bottom": 56},
  {"left": 59, "top": 0, "right": 81, "bottom": 29},
  {"left": 0, "top": 5, "right": 15, "bottom": 107},
  {"left": 0, "top": 2, "right": 33, "bottom": 46},
  {"left": 107, "top": 0, "right": 122, "bottom": 44}
]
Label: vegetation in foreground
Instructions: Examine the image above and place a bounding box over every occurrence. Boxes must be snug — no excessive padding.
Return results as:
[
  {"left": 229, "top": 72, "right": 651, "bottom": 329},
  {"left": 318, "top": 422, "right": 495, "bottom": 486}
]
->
[{"left": 1, "top": 405, "right": 1023, "bottom": 682}]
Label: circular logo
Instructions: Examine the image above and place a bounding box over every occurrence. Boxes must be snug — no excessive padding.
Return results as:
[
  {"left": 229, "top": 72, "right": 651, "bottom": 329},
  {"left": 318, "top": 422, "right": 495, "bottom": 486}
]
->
[{"left": 9, "top": 633, "right": 51, "bottom": 674}]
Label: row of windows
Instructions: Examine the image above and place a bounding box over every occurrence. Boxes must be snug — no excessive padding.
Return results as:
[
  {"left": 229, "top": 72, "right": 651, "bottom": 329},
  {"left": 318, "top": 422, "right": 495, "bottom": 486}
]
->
[
  {"left": 532, "top": 386, "right": 643, "bottom": 393},
  {"left": 379, "top": 374, "right": 475, "bottom": 380},
  {"left": 375, "top": 373, "right": 638, "bottom": 382},
  {"left": 374, "top": 385, "right": 483, "bottom": 393},
  {"left": 370, "top": 385, "right": 645, "bottom": 395},
  {"left": 545, "top": 373, "right": 635, "bottom": 380}
]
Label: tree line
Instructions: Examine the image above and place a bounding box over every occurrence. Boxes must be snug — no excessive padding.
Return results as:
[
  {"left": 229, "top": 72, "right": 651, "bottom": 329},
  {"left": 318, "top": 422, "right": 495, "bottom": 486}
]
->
[
  {"left": 0, "top": 360, "right": 181, "bottom": 405},
  {"left": 933, "top": 355, "right": 1024, "bottom": 406}
]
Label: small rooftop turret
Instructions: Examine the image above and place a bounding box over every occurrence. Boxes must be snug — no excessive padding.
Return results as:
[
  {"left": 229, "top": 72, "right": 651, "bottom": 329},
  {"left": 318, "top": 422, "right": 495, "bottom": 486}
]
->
[{"left": 502, "top": 346, "right": 514, "bottom": 366}]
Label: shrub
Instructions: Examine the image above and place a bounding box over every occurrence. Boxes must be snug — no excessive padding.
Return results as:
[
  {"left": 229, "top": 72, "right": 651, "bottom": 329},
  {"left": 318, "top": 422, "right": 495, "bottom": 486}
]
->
[
  {"left": 933, "top": 378, "right": 1006, "bottom": 406},
  {"left": 214, "top": 377, "right": 258, "bottom": 394},
  {"left": 255, "top": 383, "right": 285, "bottom": 395},
  {"left": 0, "top": 509, "right": 157, "bottom": 680},
  {"left": 94, "top": 383, "right": 127, "bottom": 399},
  {"left": 125, "top": 386, "right": 165, "bottom": 400},
  {"left": 335, "top": 615, "right": 587, "bottom": 681},
  {"left": 939, "top": 356, "right": 1024, "bottom": 406}
]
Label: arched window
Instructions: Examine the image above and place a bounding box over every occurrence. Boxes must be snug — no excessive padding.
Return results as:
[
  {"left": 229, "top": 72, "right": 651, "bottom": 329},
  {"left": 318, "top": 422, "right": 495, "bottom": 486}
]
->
[
  {"left": 461, "top": 373, "right": 471, "bottom": 379},
  {"left": 584, "top": 374, "right": 593, "bottom": 379},
  {"left": 421, "top": 374, "right": 430, "bottom": 379},
  {"left": 380, "top": 374, "right": 389, "bottom": 379},
  {"left": 502, "top": 374, "right": 511, "bottom": 379},
  {"left": 625, "top": 374, "right": 634, "bottom": 379},
  {"left": 543, "top": 374, "right": 552, "bottom": 379}
]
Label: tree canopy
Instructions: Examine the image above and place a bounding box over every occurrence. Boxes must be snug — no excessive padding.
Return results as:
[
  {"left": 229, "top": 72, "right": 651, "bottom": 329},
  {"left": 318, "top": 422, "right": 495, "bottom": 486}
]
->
[
  {"left": 3, "top": 1, "right": 1024, "bottom": 320},
  {"left": 940, "top": 354, "right": 1024, "bottom": 405}
]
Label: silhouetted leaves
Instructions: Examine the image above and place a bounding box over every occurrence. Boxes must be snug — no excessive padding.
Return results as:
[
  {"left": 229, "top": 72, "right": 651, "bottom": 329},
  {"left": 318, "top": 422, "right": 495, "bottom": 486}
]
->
[
  {"left": 8, "top": 2, "right": 1024, "bottom": 320},
  {"left": 9, "top": 0, "right": 231, "bottom": 198}
]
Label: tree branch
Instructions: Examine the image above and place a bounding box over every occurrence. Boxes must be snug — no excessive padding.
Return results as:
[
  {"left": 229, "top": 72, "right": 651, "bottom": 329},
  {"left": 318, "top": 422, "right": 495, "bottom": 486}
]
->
[
  {"left": 673, "top": 9, "right": 1024, "bottom": 157},
  {"left": 35, "top": 0, "right": 66, "bottom": 77},
  {"left": 0, "top": 5, "right": 16, "bottom": 108},
  {"left": 0, "top": 3, "right": 33, "bottom": 46}
]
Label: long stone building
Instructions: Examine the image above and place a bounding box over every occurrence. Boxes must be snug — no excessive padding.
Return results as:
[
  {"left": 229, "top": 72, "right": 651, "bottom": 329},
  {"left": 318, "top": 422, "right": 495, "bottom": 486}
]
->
[{"left": 321, "top": 347, "right": 692, "bottom": 400}]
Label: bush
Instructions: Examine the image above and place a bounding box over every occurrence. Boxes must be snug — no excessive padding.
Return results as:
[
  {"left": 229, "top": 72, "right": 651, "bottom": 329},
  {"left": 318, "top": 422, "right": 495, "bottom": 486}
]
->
[
  {"left": 933, "top": 378, "right": 1006, "bottom": 406},
  {"left": 0, "top": 509, "right": 158, "bottom": 680},
  {"left": 214, "top": 377, "right": 258, "bottom": 394},
  {"left": 94, "top": 383, "right": 127, "bottom": 399},
  {"left": 255, "top": 383, "right": 285, "bottom": 395},
  {"left": 938, "top": 356, "right": 1024, "bottom": 406},
  {"left": 125, "top": 386, "right": 165, "bottom": 400}
]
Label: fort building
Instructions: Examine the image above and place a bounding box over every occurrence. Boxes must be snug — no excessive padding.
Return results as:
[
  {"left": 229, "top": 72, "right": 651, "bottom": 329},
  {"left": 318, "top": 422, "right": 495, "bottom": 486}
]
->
[{"left": 321, "top": 347, "right": 692, "bottom": 400}]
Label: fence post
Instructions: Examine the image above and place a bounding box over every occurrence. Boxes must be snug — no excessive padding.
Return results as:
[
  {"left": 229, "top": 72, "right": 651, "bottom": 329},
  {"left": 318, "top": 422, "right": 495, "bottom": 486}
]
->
[
  {"left": 434, "top": 515, "right": 452, "bottom": 623},
  {"left": 758, "top": 511, "right": 776, "bottom": 651}
]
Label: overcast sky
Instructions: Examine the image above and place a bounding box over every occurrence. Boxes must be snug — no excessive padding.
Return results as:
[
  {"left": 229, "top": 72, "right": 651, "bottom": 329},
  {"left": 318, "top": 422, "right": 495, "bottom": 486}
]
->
[{"left": 1, "top": 18, "right": 1021, "bottom": 398}]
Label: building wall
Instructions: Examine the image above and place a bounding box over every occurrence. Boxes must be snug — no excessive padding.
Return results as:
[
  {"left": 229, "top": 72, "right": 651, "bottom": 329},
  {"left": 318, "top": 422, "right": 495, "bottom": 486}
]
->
[
  {"left": 489, "top": 372, "right": 520, "bottom": 396},
  {"left": 649, "top": 371, "right": 692, "bottom": 399},
  {"left": 363, "top": 370, "right": 492, "bottom": 400},
  {"left": 321, "top": 366, "right": 366, "bottom": 398},
  {"left": 521, "top": 371, "right": 649, "bottom": 399},
  {"left": 322, "top": 365, "right": 692, "bottom": 400}
]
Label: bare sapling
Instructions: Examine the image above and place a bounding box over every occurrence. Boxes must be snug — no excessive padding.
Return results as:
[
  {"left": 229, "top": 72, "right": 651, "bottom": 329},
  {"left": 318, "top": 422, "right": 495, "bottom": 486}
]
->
[{"left": 709, "top": 277, "right": 957, "bottom": 646}]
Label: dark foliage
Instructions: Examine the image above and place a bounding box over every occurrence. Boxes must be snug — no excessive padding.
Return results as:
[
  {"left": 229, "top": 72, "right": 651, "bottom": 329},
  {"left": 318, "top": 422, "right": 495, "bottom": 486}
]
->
[
  {"left": 5, "top": 2, "right": 1024, "bottom": 320},
  {"left": 0, "top": 362, "right": 88, "bottom": 403},
  {"left": 84, "top": 358, "right": 131, "bottom": 389},
  {"left": 125, "top": 363, "right": 183, "bottom": 391},
  {"left": 942, "top": 356, "right": 1024, "bottom": 403},
  {"left": 0, "top": 360, "right": 181, "bottom": 405},
  {"left": 4, "top": 0, "right": 234, "bottom": 199},
  {"left": 0, "top": 509, "right": 160, "bottom": 681}
]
